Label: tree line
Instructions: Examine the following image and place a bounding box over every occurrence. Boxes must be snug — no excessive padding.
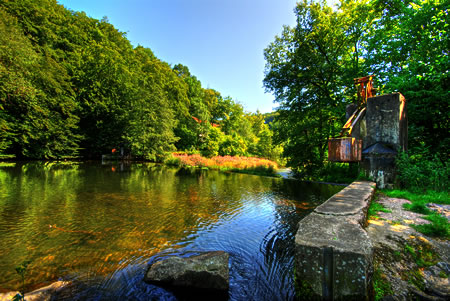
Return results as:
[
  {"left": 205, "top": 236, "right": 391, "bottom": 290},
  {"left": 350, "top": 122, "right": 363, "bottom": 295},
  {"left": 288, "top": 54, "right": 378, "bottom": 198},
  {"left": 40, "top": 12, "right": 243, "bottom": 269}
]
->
[
  {"left": 264, "top": 0, "right": 448, "bottom": 178},
  {"left": 0, "top": 0, "right": 282, "bottom": 161}
]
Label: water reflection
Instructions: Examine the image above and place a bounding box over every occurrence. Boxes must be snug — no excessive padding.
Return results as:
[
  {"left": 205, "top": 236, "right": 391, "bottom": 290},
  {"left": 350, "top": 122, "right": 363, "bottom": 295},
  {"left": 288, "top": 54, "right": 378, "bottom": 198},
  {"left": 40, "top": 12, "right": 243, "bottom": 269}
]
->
[{"left": 0, "top": 162, "right": 342, "bottom": 300}]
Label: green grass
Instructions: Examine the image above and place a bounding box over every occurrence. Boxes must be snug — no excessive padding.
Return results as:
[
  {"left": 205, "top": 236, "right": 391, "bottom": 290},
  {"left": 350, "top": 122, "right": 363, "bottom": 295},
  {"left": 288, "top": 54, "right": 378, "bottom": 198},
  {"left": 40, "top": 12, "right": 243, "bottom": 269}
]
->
[
  {"left": 373, "top": 267, "right": 393, "bottom": 300},
  {"left": 381, "top": 189, "right": 449, "bottom": 205},
  {"left": 412, "top": 214, "right": 449, "bottom": 239},
  {"left": 368, "top": 192, "right": 391, "bottom": 219},
  {"left": 381, "top": 189, "right": 449, "bottom": 239},
  {"left": 368, "top": 202, "right": 391, "bottom": 219}
]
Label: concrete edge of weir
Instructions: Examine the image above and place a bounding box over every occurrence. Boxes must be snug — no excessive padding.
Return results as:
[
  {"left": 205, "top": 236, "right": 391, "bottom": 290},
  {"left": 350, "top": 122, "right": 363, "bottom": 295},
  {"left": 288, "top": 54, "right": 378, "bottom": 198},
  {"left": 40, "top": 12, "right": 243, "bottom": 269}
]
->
[{"left": 294, "top": 180, "right": 376, "bottom": 301}]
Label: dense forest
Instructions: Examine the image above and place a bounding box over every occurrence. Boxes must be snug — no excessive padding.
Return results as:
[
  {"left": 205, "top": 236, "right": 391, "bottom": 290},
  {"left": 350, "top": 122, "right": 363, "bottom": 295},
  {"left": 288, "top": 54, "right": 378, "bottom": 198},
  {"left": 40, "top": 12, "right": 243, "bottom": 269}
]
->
[
  {"left": 0, "top": 0, "right": 282, "bottom": 162},
  {"left": 1, "top": 0, "right": 448, "bottom": 183},
  {"left": 264, "top": 0, "right": 448, "bottom": 179}
]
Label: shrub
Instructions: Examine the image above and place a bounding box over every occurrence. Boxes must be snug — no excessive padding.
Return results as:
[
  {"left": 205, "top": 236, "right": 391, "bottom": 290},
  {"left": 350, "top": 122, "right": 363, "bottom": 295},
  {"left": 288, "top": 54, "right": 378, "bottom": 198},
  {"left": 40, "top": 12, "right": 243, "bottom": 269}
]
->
[
  {"left": 170, "top": 153, "right": 279, "bottom": 176},
  {"left": 396, "top": 151, "right": 449, "bottom": 192}
]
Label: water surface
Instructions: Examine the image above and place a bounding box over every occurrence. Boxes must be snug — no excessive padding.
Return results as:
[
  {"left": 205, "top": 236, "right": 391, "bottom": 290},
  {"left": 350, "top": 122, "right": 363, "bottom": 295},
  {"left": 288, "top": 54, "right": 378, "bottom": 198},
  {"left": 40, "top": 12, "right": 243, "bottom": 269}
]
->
[{"left": 0, "top": 162, "right": 342, "bottom": 300}]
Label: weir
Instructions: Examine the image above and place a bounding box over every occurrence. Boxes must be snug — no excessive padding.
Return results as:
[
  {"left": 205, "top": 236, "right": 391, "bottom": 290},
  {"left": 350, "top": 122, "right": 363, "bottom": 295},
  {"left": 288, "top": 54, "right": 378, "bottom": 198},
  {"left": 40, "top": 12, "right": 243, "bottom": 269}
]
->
[{"left": 294, "top": 181, "right": 376, "bottom": 300}]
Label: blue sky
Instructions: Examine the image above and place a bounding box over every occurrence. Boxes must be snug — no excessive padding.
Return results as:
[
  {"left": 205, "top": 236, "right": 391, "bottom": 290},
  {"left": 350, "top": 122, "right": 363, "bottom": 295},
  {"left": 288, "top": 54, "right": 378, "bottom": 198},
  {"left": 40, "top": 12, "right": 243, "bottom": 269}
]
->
[{"left": 57, "top": 1, "right": 338, "bottom": 113}]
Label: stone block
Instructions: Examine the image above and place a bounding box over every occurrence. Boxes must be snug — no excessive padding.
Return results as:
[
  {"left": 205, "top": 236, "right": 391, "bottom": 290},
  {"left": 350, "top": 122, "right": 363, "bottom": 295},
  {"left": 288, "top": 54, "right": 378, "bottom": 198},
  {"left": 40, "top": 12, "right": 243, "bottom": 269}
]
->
[
  {"left": 294, "top": 181, "right": 375, "bottom": 300},
  {"left": 314, "top": 181, "right": 375, "bottom": 226},
  {"left": 364, "top": 93, "right": 407, "bottom": 151},
  {"left": 295, "top": 213, "right": 373, "bottom": 300}
]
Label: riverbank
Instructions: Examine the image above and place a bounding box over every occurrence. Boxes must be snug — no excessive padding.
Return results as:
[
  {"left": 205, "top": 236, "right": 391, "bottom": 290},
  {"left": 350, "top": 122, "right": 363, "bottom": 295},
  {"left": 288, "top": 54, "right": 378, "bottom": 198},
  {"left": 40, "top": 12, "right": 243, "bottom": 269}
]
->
[
  {"left": 368, "top": 194, "right": 450, "bottom": 300},
  {"left": 165, "top": 153, "right": 280, "bottom": 177}
]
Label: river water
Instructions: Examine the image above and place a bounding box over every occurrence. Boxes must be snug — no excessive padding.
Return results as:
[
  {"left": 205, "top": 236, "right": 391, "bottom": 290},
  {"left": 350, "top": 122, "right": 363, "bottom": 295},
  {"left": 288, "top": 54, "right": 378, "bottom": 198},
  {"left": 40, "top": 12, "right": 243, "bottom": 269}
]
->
[{"left": 0, "top": 162, "right": 342, "bottom": 300}]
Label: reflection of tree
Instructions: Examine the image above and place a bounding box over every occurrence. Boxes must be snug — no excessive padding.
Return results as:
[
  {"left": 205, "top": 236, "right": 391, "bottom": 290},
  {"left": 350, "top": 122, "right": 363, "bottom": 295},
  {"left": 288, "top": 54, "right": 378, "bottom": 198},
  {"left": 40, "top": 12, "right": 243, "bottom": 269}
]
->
[
  {"left": 0, "top": 162, "right": 269, "bottom": 292},
  {"left": 0, "top": 162, "right": 343, "bottom": 297}
]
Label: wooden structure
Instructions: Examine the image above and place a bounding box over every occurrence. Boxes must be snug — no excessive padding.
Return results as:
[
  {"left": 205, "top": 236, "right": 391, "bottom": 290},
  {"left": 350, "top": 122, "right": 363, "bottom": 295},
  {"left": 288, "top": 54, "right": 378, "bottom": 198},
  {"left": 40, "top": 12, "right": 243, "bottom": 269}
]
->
[{"left": 328, "top": 76, "right": 376, "bottom": 162}]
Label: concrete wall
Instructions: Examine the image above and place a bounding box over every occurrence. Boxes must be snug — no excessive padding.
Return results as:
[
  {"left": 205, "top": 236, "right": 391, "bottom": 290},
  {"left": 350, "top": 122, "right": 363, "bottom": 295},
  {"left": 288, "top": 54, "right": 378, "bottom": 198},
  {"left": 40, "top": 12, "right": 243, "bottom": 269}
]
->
[
  {"left": 352, "top": 93, "right": 407, "bottom": 188},
  {"left": 295, "top": 181, "right": 376, "bottom": 300},
  {"left": 364, "top": 93, "right": 407, "bottom": 152}
]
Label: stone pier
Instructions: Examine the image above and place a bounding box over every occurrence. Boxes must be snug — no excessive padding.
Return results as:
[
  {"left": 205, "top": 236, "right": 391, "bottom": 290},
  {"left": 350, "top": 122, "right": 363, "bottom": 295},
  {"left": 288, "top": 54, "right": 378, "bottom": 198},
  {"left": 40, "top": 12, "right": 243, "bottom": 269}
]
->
[{"left": 295, "top": 181, "right": 376, "bottom": 300}]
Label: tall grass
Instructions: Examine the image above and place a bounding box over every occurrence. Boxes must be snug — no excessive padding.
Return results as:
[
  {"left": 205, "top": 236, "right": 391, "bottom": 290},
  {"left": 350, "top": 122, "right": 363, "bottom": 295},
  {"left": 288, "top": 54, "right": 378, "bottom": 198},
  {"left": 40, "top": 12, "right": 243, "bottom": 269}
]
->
[{"left": 165, "top": 153, "right": 279, "bottom": 176}]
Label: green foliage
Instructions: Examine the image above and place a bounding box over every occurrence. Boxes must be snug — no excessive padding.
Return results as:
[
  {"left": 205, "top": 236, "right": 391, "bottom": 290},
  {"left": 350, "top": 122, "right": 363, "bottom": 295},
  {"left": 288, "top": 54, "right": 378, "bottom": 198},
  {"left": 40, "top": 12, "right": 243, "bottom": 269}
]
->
[
  {"left": 265, "top": 0, "right": 449, "bottom": 181},
  {"left": 219, "top": 133, "right": 248, "bottom": 157},
  {"left": 0, "top": 0, "right": 282, "bottom": 162},
  {"left": 395, "top": 151, "right": 449, "bottom": 192},
  {"left": 230, "top": 165, "right": 279, "bottom": 178},
  {"left": 382, "top": 189, "right": 449, "bottom": 206},
  {"left": 373, "top": 267, "right": 393, "bottom": 301},
  {"left": 365, "top": 0, "right": 449, "bottom": 157},
  {"left": 14, "top": 260, "right": 31, "bottom": 301},
  {"left": 404, "top": 243, "right": 438, "bottom": 268},
  {"left": 382, "top": 188, "right": 449, "bottom": 238},
  {"left": 264, "top": 0, "right": 374, "bottom": 177},
  {"left": 0, "top": 6, "right": 80, "bottom": 159},
  {"left": 368, "top": 199, "right": 391, "bottom": 219},
  {"left": 314, "top": 162, "right": 359, "bottom": 183},
  {"left": 164, "top": 156, "right": 181, "bottom": 166},
  {"left": 412, "top": 214, "right": 450, "bottom": 239}
]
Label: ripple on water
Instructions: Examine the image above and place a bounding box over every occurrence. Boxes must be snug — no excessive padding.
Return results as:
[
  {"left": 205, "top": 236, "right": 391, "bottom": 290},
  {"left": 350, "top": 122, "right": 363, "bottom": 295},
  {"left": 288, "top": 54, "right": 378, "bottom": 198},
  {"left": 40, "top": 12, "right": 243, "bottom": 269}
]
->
[{"left": 0, "top": 162, "right": 342, "bottom": 300}]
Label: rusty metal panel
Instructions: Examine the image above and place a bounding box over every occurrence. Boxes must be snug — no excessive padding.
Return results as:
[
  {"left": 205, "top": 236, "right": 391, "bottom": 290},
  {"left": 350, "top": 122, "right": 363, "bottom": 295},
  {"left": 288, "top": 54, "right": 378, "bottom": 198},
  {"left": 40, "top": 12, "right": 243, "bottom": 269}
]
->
[{"left": 328, "top": 138, "right": 362, "bottom": 162}]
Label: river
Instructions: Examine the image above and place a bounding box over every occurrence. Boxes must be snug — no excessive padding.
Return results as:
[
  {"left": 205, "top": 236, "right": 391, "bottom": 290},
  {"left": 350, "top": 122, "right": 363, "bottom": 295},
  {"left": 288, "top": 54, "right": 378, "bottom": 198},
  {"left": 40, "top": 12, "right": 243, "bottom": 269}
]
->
[{"left": 0, "top": 161, "right": 342, "bottom": 300}]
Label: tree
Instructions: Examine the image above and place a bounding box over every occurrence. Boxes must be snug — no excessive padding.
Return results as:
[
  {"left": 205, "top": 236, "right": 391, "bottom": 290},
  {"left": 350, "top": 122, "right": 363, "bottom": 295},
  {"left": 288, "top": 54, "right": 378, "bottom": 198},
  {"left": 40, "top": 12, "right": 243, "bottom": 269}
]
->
[
  {"left": 0, "top": 6, "right": 80, "bottom": 158},
  {"left": 264, "top": 0, "right": 373, "bottom": 177},
  {"left": 123, "top": 47, "right": 180, "bottom": 160},
  {"left": 363, "top": 0, "right": 449, "bottom": 157}
]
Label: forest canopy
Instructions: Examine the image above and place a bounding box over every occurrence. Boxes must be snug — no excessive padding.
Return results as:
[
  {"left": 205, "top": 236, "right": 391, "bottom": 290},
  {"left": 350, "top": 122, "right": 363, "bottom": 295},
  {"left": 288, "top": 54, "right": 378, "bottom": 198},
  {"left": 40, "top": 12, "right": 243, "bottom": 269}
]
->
[{"left": 0, "top": 0, "right": 281, "bottom": 161}]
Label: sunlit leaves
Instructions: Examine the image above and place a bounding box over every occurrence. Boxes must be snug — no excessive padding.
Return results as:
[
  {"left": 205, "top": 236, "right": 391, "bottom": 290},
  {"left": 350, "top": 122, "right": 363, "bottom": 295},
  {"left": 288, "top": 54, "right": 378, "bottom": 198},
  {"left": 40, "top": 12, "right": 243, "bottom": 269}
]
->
[{"left": 264, "top": 0, "right": 373, "bottom": 176}]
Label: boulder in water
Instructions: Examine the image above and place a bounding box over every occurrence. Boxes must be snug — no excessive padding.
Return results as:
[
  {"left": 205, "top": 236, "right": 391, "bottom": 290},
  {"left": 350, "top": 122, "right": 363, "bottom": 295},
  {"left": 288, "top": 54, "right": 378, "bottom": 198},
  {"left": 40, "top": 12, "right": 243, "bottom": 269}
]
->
[{"left": 144, "top": 251, "right": 229, "bottom": 300}]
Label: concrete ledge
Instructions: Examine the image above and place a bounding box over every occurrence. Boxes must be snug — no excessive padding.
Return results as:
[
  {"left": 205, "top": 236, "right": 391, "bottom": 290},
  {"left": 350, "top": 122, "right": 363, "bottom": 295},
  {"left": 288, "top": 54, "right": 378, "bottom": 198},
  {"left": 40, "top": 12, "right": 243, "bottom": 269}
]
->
[{"left": 295, "top": 181, "right": 376, "bottom": 300}]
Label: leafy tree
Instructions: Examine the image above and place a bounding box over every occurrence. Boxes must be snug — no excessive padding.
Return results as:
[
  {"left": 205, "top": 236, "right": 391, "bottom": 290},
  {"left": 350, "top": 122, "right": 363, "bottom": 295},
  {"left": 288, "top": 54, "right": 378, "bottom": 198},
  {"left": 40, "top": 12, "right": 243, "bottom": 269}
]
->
[
  {"left": 0, "top": 0, "right": 281, "bottom": 162},
  {"left": 123, "top": 47, "right": 180, "bottom": 160},
  {"left": 200, "top": 124, "right": 224, "bottom": 158},
  {"left": 219, "top": 133, "right": 248, "bottom": 156},
  {"left": 264, "top": 0, "right": 373, "bottom": 176},
  {"left": 0, "top": 7, "right": 80, "bottom": 158},
  {"left": 364, "top": 0, "right": 449, "bottom": 157}
]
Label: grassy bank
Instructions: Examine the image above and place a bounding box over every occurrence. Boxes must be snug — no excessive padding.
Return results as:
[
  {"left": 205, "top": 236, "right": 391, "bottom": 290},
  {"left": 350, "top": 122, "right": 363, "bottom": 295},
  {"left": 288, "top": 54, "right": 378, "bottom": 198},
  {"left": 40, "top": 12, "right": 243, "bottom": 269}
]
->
[
  {"left": 165, "top": 153, "right": 279, "bottom": 177},
  {"left": 381, "top": 189, "right": 449, "bottom": 239}
]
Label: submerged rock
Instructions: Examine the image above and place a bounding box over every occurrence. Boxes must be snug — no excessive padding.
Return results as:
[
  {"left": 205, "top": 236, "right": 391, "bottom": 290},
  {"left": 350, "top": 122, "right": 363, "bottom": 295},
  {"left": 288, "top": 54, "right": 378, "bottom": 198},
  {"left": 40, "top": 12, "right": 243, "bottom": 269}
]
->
[
  {"left": 144, "top": 251, "right": 229, "bottom": 300},
  {"left": 0, "top": 281, "right": 72, "bottom": 301}
]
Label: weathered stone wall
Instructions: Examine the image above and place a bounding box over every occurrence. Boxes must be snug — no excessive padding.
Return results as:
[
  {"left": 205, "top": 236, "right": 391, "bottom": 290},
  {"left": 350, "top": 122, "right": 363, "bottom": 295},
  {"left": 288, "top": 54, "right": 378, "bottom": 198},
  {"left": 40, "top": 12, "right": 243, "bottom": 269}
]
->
[
  {"left": 295, "top": 181, "right": 376, "bottom": 300},
  {"left": 358, "top": 93, "right": 407, "bottom": 188},
  {"left": 364, "top": 93, "right": 407, "bottom": 151}
]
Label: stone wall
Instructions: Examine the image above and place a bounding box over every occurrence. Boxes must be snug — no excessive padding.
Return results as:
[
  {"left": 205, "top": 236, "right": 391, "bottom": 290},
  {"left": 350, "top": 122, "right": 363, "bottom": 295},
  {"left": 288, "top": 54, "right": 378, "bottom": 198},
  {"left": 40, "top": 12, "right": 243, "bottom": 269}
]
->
[
  {"left": 364, "top": 93, "right": 407, "bottom": 152},
  {"left": 295, "top": 181, "right": 376, "bottom": 300},
  {"left": 351, "top": 92, "right": 407, "bottom": 188}
]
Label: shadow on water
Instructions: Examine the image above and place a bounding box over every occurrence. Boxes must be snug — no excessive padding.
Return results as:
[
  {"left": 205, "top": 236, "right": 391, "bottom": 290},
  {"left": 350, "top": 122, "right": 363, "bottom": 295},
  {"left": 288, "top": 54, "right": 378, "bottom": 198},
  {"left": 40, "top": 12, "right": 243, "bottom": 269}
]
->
[{"left": 0, "top": 161, "right": 343, "bottom": 300}]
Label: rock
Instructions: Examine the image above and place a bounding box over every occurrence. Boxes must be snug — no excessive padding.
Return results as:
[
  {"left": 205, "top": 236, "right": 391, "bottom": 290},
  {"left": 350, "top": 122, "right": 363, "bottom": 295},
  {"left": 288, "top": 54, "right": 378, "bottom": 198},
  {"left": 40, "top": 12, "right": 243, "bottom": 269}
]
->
[
  {"left": 423, "top": 265, "right": 450, "bottom": 299},
  {"left": 427, "top": 203, "right": 450, "bottom": 221},
  {"left": 0, "top": 281, "right": 71, "bottom": 301},
  {"left": 0, "top": 291, "right": 20, "bottom": 301},
  {"left": 367, "top": 196, "right": 450, "bottom": 301},
  {"left": 144, "top": 251, "right": 229, "bottom": 300}
]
